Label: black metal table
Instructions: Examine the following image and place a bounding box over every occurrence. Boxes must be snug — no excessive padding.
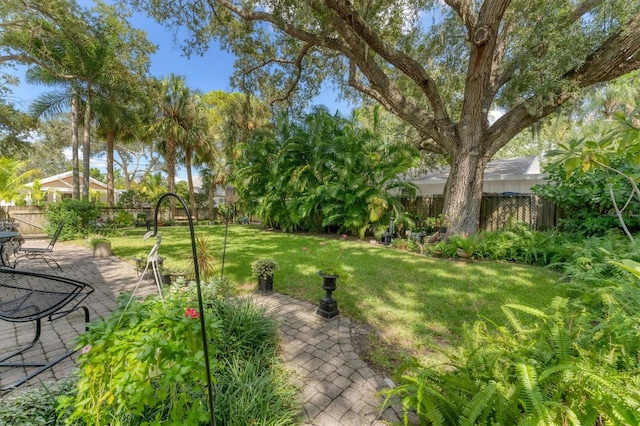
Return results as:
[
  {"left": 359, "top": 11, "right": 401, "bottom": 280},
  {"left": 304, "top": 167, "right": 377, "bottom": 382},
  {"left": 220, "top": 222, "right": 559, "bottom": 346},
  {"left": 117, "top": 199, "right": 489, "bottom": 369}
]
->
[{"left": 0, "top": 268, "right": 94, "bottom": 391}]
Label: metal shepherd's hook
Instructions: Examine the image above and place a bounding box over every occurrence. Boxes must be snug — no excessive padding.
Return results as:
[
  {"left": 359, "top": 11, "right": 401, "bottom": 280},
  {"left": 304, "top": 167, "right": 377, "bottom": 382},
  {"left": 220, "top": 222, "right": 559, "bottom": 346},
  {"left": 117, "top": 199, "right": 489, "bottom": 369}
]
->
[{"left": 151, "top": 193, "right": 216, "bottom": 426}]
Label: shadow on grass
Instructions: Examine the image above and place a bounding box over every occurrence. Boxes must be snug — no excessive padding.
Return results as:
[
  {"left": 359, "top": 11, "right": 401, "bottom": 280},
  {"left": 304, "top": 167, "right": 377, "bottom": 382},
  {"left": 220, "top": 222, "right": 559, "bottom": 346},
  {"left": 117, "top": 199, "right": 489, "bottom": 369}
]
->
[{"left": 109, "top": 225, "right": 563, "bottom": 368}]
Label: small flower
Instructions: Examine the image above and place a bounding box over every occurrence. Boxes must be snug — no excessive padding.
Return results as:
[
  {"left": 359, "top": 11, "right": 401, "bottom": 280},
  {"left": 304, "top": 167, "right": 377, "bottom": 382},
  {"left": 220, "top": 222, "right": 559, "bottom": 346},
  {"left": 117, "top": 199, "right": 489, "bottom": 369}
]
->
[
  {"left": 81, "top": 344, "right": 92, "bottom": 354},
  {"left": 184, "top": 307, "right": 200, "bottom": 319}
]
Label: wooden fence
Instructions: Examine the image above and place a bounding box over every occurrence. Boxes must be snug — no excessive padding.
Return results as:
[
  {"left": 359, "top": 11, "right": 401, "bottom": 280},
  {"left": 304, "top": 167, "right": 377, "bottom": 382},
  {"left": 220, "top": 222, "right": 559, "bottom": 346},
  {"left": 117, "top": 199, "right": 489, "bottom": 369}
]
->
[
  {"left": 0, "top": 206, "right": 47, "bottom": 235},
  {"left": 4, "top": 195, "right": 560, "bottom": 235},
  {"left": 400, "top": 194, "right": 562, "bottom": 231}
]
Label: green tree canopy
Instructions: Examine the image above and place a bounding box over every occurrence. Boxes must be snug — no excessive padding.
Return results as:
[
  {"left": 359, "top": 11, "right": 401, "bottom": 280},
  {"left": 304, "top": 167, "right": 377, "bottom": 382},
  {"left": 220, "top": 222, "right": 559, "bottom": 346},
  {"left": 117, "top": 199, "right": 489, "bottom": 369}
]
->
[{"left": 132, "top": 0, "right": 640, "bottom": 235}]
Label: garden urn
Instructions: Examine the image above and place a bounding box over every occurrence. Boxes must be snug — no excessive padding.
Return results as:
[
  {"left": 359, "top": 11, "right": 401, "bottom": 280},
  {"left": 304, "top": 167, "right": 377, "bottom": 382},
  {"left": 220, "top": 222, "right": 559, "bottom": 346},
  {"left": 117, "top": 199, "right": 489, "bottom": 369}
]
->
[
  {"left": 258, "top": 275, "right": 274, "bottom": 294},
  {"left": 316, "top": 272, "right": 339, "bottom": 319}
]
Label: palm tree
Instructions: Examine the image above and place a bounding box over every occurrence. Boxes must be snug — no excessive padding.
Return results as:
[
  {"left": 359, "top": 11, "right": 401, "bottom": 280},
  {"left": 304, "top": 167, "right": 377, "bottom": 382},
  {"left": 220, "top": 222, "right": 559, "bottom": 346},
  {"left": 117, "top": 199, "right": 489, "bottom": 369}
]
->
[
  {"left": 177, "top": 96, "right": 211, "bottom": 220},
  {"left": 0, "top": 158, "right": 40, "bottom": 216},
  {"left": 149, "top": 74, "right": 199, "bottom": 213}
]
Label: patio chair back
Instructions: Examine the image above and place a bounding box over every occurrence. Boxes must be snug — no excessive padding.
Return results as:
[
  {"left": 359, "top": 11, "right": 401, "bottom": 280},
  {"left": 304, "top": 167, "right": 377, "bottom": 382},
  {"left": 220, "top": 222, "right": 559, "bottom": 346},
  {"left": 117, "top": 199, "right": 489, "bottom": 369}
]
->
[
  {"left": 47, "top": 221, "right": 65, "bottom": 250},
  {"left": 13, "top": 221, "right": 66, "bottom": 271}
]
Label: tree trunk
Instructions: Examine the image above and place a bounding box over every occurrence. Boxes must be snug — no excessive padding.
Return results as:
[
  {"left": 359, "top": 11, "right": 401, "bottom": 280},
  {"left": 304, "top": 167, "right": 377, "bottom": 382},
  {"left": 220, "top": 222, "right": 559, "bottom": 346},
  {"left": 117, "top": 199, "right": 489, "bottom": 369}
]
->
[
  {"left": 71, "top": 95, "right": 80, "bottom": 199},
  {"left": 166, "top": 138, "right": 176, "bottom": 214},
  {"left": 106, "top": 129, "right": 115, "bottom": 207},
  {"left": 185, "top": 148, "right": 198, "bottom": 220},
  {"left": 441, "top": 150, "right": 490, "bottom": 236},
  {"left": 208, "top": 180, "right": 215, "bottom": 221},
  {"left": 82, "top": 90, "right": 92, "bottom": 201}
]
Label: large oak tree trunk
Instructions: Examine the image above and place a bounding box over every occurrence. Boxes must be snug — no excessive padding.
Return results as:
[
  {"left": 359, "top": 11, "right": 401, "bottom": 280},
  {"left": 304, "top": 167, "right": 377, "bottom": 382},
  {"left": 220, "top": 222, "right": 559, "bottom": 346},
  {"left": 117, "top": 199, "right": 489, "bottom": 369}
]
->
[{"left": 441, "top": 149, "right": 490, "bottom": 236}]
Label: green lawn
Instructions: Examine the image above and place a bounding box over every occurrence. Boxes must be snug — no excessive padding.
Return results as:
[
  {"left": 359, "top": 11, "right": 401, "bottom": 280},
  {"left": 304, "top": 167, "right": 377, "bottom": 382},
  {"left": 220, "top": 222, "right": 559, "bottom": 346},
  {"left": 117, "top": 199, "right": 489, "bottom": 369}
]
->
[{"left": 101, "top": 224, "right": 564, "bottom": 373}]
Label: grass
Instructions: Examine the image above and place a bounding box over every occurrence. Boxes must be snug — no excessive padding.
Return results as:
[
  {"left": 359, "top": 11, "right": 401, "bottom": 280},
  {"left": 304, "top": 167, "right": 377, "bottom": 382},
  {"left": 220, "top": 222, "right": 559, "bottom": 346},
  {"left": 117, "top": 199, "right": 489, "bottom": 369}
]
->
[{"left": 94, "top": 224, "right": 564, "bottom": 373}]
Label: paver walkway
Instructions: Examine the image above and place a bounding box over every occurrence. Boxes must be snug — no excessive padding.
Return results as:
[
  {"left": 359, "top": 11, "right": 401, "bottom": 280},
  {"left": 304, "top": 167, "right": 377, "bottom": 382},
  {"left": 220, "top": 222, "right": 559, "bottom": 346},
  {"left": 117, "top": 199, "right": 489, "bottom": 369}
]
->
[{"left": 0, "top": 240, "right": 402, "bottom": 425}]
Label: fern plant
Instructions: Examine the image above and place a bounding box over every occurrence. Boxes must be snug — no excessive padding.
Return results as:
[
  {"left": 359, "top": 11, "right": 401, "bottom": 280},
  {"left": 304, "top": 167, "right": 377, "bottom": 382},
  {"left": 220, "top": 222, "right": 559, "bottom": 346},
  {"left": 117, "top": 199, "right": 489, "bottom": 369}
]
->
[{"left": 381, "top": 295, "right": 640, "bottom": 425}]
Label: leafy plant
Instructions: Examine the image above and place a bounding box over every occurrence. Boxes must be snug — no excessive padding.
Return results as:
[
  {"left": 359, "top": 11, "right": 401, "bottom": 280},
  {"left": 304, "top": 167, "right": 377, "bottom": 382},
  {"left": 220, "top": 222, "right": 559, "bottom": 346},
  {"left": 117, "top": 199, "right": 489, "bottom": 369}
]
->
[
  {"left": 234, "top": 107, "right": 417, "bottom": 236},
  {"left": 60, "top": 288, "right": 297, "bottom": 425},
  {"left": 0, "top": 377, "right": 76, "bottom": 425},
  {"left": 250, "top": 258, "right": 278, "bottom": 279},
  {"left": 113, "top": 210, "right": 135, "bottom": 227},
  {"left": 168, "top": 276, "right": 235, "bottom": 302},
  {"left": 381, "top": 295, "right": 640, "bottom": 425},
  {"left": 304, "top": 240, "right": 346, "bottom": 277},
  {"left": 45, "top": 198, "right": 102, "bottom": 239},
  {"left": 86, "top": 234, "right": 110, "bottom": 249},
  {"left": 187, "top": 233, "right": 218, "bottom": 281}
]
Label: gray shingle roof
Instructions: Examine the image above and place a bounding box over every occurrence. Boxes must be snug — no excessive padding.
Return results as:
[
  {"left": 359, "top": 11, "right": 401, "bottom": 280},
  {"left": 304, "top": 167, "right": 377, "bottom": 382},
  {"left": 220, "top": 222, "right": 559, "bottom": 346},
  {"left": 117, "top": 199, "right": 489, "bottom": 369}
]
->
[{"left": 411, "top": 155, "right": 541, "bottom": 182}]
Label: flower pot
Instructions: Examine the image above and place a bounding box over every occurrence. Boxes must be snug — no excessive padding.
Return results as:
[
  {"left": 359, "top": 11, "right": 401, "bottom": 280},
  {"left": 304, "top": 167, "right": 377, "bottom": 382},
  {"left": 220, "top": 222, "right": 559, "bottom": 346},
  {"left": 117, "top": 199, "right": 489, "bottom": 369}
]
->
[
  {"left": 257, "top": 276, "right": 274, "bottom": 294},
  {"left": 316, "top": 272, "right": 339, "bottom": 319},
  {"left": 93, "top": 242, "right": 111, "bottom": 258}
]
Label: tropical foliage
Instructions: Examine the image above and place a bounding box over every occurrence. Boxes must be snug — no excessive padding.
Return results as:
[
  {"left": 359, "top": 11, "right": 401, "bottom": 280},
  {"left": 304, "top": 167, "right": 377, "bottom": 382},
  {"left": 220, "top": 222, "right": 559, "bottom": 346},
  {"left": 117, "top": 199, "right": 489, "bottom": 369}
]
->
[
  {"left": 60, "top": 282, "right": 297, "bottom": 425},
  {"left": 382, "top": 278, "right": 640, "bottom": 425},
  {"left": 0, "top": 157, "right": 40, "bottom": 205},
  {"left": 535, "top": 103, "right": 640, "bottom": 237},
  {"left": 234, "top": 106, "right": 417, "bottom": 237}
]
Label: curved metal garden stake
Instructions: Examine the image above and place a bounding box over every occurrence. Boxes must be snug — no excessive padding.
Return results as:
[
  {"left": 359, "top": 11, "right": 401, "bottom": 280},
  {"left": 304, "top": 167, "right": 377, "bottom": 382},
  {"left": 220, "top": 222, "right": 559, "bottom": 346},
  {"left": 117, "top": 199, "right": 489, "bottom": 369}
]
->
[{"left": 151, "top": 193, "right": 216, "bottom": 426}]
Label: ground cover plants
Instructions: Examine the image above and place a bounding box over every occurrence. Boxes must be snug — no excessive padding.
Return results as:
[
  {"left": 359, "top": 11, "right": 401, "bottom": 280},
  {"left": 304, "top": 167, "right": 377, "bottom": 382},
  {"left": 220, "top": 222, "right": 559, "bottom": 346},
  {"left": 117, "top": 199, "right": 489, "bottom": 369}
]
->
[
  {"left": 58, "top": 279, "right": 298, "bottom": 425},
  {"left": 381, "top": 231, "right": 640, "bottom": 424}
]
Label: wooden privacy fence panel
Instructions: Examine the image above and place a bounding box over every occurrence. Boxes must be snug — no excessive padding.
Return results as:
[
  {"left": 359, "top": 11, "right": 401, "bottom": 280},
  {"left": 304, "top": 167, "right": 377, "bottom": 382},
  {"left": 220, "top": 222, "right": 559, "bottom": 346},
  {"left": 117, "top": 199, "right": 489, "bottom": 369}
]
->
[
  {"left": 400, "top": 195, "right": 560, "bottom": 231},
  {"left": 0, "top": 207, "right": 46, "bottom": 235}
]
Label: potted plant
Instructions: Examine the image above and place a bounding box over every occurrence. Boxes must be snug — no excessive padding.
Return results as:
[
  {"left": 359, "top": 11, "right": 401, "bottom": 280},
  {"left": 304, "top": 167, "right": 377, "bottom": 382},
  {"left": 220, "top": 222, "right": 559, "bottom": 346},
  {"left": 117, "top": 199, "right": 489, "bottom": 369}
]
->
[
  {"left": 306, "top": 241, "right": 347, "bottom": 319},
  {"left": 314, "top": 242, "right": 345, "bottom": 278},
  {"left": 251, "top": 258, "right": 278, "bottom": 294},
  {"left": 88, "top": 235, "right": 111, "bottom": 258}
]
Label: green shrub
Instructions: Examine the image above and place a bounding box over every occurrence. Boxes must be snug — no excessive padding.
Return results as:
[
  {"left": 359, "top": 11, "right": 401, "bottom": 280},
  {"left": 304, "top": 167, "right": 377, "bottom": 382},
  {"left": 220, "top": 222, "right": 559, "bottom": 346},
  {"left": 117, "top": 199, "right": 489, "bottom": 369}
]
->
[
  {"left": 428, "top": 223, "right": 572, "bottom": 266},
  {"left": 113, "top": 210, "right": 135, "bottom": 227},
  {"left": 45, "top": 199, "right": 102, "bottom": 239},
  {"left": 381, "top": 251, "right": 640, "bottom": 426},
  {"left": 116, "top": 190, "right": 153, "bottom": 209},
  {"left": 59, "top": 288, "right": 297, "bottom": 425},
  {"left": 381, "top": 295, "right": 640, "bottom": 425},
  {"left": 0, "top": 377, "right": 76, "bottom": 425}
]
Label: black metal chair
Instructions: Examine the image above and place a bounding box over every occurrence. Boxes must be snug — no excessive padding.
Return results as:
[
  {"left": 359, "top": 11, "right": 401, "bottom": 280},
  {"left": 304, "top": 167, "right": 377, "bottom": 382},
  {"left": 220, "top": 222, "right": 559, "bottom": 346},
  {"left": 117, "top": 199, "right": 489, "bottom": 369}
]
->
[
  {"left": 14, "top": 221, "right": 65, "bottom": 271},
  {"left": 0, "top": 268, "right": 94, "bottom": 391}
]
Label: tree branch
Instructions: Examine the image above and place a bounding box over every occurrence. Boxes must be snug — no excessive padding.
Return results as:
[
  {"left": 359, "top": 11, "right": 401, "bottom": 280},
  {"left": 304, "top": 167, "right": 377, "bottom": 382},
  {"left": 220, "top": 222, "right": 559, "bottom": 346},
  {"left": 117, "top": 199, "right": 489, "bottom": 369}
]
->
[
  {"left": 566, "top": 12, "right": 640, "bottom": 87},
  {"left": 323, "top": 0, "right": 451, "bottom": 123},
  {"left": 444, "top": 0, "right": 477, "bottom": 33},
  {"left": 271, "top": 43, "right": 312, "bottom": 105},
  {"left": 459, "top": 0, "right": 511, "bottom": 135}
]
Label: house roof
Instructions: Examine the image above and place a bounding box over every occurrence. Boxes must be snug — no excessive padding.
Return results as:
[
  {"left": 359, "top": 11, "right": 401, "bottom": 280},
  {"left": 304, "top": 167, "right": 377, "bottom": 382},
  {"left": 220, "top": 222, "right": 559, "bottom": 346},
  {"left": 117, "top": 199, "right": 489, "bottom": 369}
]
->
[
  {"left": 409, "top": 155, "right": 544, "bottom": 183},
  {"left": 25, "top": 171, "right": 109, "bottom": 192}
]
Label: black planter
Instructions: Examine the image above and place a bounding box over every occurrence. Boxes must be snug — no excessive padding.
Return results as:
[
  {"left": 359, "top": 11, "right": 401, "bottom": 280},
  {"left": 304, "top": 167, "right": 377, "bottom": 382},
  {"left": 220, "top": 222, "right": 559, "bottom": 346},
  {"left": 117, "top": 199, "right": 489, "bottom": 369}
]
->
[
  {"left": 316, "top": 272, "right": 339, "bottom": 319},
  {"left": 257, "top": 276, "right": 274, "bottom": 294}
]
